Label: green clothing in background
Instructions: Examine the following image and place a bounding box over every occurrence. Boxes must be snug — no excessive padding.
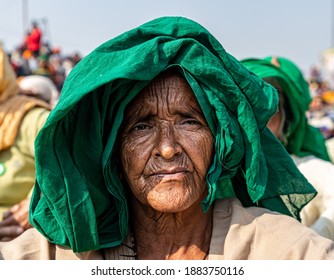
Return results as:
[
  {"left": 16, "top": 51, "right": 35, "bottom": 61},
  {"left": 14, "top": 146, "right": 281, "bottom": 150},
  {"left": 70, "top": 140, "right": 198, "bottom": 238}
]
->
[
  {"left": 30, "top": 17, "right": 316, "bottom": 253},
  {"left": 242, "top": 56, "right": 330, "bottom": 162}
]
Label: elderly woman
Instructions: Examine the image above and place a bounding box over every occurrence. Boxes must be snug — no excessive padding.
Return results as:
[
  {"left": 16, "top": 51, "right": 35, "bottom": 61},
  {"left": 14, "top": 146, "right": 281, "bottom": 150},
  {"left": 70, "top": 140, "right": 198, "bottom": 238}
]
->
[
  {"left": 242, "top": 56, "right": 334, "bottom": 240},
  {"left": 1, "top": 17, "right": 334, "bottom": 260}
]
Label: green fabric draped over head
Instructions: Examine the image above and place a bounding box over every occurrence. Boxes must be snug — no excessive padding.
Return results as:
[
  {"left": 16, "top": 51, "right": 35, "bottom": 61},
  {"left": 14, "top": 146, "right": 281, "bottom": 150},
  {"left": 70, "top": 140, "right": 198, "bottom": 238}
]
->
[
  {"left": 29, "top": 17, "right": 316, "bottom": 253},
  {"left": 242, "top": 56, "right": 330, "bottom": 162}
]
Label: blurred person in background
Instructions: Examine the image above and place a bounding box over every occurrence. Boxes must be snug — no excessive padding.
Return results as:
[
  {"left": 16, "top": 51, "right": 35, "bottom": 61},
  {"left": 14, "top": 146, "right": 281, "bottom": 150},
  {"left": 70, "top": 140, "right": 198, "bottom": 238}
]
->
[
  {"left": 242, "top": 56, "right": 334, "bottom": 240},
  {"left": 308, "top": 94, "right": 334, "bottom": 140},
  {"left": 26, "top": 21, "right": 42, "bottom": 58},
  {"left": 0, "top": 48, "right": 51, "bottom": 241},
  {"left": 33, "top": 54, "right": 51, "bottom": 78}
]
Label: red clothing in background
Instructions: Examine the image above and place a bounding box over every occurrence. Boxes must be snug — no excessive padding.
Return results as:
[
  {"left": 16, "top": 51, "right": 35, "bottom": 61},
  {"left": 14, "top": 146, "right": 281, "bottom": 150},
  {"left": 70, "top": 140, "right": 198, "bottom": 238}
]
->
[{"left": 27, "top": 27, "right": 42, "bottom": 53}]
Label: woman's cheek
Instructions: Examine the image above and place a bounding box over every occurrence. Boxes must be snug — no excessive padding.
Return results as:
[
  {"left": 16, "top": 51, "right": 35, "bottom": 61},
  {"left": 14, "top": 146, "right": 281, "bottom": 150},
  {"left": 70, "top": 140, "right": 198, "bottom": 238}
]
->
[
  {"left": 203, "top": 135, "right": 215, "bottom": 168},
  {"left": 187, "top": 130, "right": 214, "bottom": 172},
  {"left": 121, "top": 135, "right": 150, "bottom": 180}
]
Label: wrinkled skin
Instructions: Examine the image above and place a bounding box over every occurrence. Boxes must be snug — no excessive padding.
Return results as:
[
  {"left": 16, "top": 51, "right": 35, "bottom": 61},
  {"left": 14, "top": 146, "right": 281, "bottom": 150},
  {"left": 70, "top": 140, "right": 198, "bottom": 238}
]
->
[
  {"left": 119, "top": 71, "right": 215, "bottom": 259},
  {"left": 120, "top": 72, "right": 214, "bottom": 213}
]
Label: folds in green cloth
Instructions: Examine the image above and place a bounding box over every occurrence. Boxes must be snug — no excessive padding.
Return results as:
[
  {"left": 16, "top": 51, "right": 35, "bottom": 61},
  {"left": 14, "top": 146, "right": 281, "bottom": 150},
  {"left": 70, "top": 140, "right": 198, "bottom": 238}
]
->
[
  {"left": 242, "top": 56, "right": 330, "bottom": 162},
  {"left": 29, "top": 17, "right": 316, "bottom": 253}
]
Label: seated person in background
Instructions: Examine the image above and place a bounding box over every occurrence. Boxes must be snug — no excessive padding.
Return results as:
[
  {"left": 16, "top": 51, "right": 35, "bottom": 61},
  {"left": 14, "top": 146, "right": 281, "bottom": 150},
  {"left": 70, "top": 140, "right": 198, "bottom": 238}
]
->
[
  {"left": 0, "top": 48, "right": 51, "bottom": 241},
  {"left": 242, "top": 56, "right": 334, "bottom": 240},
  {"left": 1, "top": 17, "right": 334, "bottom": 260}
]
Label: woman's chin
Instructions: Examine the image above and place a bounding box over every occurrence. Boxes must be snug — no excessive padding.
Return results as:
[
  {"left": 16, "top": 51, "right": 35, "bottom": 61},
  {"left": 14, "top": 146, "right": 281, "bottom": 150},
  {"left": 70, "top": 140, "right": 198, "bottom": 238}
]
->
[{"left": 146, "top": 187, "right": 195, "bottom": 213}]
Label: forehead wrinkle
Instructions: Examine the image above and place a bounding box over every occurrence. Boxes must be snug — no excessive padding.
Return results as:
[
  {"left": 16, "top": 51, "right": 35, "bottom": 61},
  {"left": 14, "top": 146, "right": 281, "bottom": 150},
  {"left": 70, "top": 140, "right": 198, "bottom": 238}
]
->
[
  {"left": 126, "top": 72, "right": 202, "bottom": 124},
  {"left": 123, "top": 103, "right": 148, "bottom": 127},
  {"left": 144, "top": 77, "right": 174, "bottom": 117},
  {"left": 151, "top": 74, "right": 200, "bottom": 115}
]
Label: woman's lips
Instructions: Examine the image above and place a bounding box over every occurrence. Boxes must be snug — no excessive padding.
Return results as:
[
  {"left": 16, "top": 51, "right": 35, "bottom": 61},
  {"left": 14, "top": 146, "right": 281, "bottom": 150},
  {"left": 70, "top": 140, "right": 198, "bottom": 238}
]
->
[
  {"left": 148, "top": 168, "right": 190, "bottom": 193},
  {"left": 155, "top": 172, "right": 187, "bottom": 179},
  {"left": 148, "top": 167, "right": 189, "bottom": 179}
]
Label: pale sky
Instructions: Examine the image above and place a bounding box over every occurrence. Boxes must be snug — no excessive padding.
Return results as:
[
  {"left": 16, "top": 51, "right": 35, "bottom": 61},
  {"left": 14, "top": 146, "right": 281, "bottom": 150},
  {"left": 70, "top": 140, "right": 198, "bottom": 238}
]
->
[{"left": 0, "top": 0, "right": 333, "bottom": 77}]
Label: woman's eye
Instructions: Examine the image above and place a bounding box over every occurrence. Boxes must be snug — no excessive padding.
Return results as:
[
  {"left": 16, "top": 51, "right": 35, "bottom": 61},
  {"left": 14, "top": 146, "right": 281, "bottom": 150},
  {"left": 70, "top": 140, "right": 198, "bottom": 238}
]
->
[
  {"left": 133, "top": 123, "right": 151, "bottom": 131},
  {"left": 182, "top": 119, "right": 200, "bottom": 126}
]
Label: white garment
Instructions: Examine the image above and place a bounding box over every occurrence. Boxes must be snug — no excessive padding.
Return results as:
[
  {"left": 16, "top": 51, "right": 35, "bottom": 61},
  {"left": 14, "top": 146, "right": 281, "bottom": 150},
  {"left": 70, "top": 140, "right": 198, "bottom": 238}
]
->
[
  {"left": 292, "top": 155, "right": 334, "bottom": 240},
  {"left": 18, "top": 75, "right": 59, "bottom": 108}
]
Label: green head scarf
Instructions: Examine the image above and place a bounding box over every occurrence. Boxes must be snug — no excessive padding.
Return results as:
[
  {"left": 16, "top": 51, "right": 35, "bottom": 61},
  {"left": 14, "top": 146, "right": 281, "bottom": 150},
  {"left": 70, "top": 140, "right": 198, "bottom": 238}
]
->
[
  {"left": 242, "top": 56, "right": 330, "bottom": 162},
  {"left": 30, "top": 17, "right": 315, "bottom": 253}
]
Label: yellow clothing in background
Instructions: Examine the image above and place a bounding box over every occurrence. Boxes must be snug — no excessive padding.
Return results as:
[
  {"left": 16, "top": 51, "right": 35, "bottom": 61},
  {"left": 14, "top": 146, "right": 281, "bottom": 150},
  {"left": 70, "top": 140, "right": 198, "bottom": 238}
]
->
[
  {"left": 0, "top": 47, "right": 51, "bottom": 220},
  {"left": 0, "top": 107, "right": 49, "bottom": 218}
]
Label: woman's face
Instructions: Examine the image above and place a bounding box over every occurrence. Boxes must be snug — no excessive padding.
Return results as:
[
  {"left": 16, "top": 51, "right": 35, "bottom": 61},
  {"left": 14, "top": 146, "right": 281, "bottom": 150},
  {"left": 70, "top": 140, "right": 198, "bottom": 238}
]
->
[{"left": 120, "top": 72, "right": 214, "bottom": 213}]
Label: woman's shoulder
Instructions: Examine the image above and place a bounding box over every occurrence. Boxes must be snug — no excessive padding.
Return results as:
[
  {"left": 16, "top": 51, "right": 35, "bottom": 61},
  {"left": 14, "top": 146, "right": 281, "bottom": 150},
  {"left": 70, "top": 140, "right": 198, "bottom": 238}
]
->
[
  {"left": 213, "top": 197, "right": 283, "bottom": 223},
  {"left": 211, "top": 198, "right": 334, "bottom": 259}
]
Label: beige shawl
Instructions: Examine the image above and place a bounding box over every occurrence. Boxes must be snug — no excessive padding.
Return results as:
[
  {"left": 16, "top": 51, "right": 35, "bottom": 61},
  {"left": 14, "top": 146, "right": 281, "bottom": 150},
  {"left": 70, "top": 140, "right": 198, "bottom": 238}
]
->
[{"left": 1, "top": 198, "right": 334, "bottom": 260}]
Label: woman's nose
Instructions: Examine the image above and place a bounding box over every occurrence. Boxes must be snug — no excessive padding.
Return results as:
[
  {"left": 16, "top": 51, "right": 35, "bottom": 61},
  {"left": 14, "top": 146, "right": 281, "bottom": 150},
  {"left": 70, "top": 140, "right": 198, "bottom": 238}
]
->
[{"left": 153, "top": 124, "right": 181, "bottom": 160}]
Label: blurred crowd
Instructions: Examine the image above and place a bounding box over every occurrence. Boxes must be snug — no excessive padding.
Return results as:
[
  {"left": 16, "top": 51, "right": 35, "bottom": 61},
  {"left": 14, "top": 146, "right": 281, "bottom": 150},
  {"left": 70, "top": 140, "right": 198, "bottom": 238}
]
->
[
  {"left": 6, "top": 21, "right": 82, "bottom": 106},
  {"left": 308, "top": 65, "right": 334, "bottom": 141}
]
